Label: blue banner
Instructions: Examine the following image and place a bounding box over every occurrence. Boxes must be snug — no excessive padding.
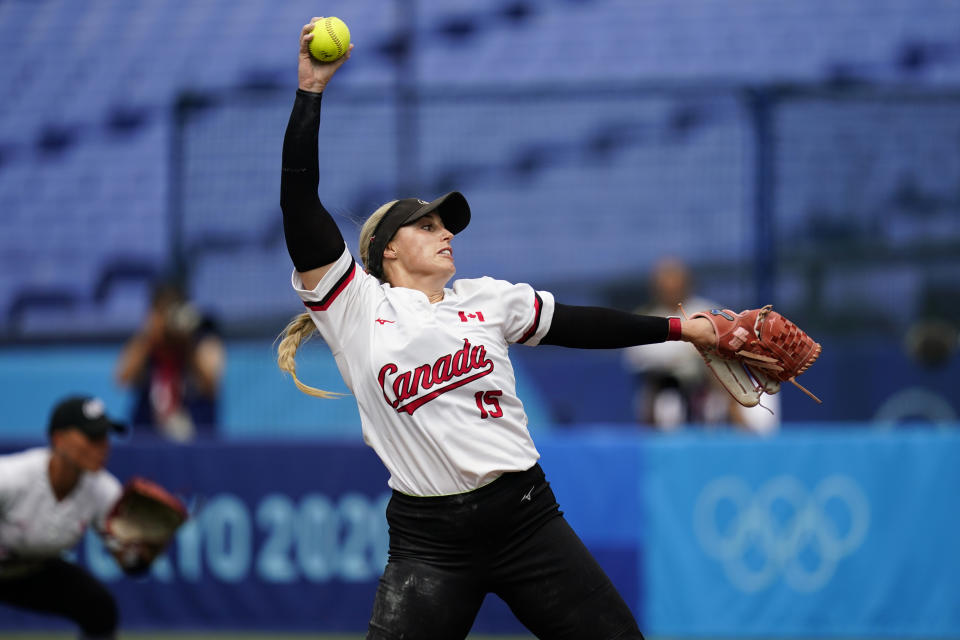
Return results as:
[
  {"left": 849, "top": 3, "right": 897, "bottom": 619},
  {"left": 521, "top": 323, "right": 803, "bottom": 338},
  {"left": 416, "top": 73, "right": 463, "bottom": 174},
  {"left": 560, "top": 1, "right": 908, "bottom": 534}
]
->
[
  {"left": 3, "top": 428, "right": 958, "bottom": 637},
  {"left": 642, "top": 429, "right": 960, "bottom": 638}
]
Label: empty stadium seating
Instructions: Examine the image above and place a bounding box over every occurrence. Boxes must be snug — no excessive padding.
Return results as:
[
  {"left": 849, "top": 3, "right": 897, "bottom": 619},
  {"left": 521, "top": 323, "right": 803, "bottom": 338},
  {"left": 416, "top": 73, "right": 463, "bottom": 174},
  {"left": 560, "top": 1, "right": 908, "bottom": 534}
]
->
[{"left": 1, "top": 0, "right": 959, "bottom": 340}]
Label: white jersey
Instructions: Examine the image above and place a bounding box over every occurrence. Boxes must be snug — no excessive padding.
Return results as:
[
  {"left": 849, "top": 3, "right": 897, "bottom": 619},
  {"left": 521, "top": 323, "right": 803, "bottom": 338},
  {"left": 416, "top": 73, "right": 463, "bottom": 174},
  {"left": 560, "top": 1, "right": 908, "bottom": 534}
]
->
[
  {"left": 293, "top": 247, "right": 556, "bottom": 496},
  {"left": 0, "top": 448, "right": 122, "bottom": 559}
]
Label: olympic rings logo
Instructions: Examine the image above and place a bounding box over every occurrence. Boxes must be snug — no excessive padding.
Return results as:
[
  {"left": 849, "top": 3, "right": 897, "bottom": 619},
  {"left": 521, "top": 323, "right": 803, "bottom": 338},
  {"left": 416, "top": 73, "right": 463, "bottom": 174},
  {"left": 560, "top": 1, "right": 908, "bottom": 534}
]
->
[{"left": 693, "top": 475, "right": 870, "bottom": 593}]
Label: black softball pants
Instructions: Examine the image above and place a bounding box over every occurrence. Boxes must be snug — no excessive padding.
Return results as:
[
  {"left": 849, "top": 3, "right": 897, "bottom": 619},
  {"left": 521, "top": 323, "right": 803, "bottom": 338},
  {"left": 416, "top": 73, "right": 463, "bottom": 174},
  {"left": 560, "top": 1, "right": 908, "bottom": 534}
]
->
[
  {"left": 0, "top": 558, "right": 118, "bottom": 638},
  {"left": 366, "top": 464, "right": 644, "bottom": 640}
]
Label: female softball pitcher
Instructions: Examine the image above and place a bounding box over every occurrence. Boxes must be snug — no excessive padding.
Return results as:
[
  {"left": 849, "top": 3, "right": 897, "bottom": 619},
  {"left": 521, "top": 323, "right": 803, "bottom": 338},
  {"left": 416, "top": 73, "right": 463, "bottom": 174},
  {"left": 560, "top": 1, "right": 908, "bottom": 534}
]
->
[{"left": 278, "top": 18, "right": 717, "bottom": 640}]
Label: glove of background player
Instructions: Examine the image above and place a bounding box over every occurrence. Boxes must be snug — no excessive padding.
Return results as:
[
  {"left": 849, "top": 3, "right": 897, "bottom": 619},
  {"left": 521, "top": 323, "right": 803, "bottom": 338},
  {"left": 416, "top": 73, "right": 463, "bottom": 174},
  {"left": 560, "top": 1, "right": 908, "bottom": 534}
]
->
[
  {"left": 689, "top": 304, "right": 822, "bottom": 407},
  {"left": 105, "top": 476, "right": 188, "bottom": 574}
]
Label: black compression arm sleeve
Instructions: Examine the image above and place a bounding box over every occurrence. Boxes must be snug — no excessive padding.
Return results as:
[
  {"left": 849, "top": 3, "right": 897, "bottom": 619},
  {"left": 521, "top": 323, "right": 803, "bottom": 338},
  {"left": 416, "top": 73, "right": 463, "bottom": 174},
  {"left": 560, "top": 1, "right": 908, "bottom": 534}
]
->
[
  {"left": 540, "top": 303, "right": 671, "bottom": 348},
  {"left": 280, "top": 89, "right": 346, "bottom": 272}
]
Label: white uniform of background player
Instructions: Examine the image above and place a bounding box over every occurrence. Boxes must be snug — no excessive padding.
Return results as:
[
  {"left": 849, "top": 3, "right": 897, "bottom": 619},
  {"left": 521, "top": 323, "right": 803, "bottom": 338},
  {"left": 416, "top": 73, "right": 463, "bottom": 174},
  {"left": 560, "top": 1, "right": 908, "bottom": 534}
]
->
[
  {"left": 0, "top": 448, "right": 120, "bottom": 563},
  {"left": 295, "top": 247, "right": 553, "bottom": 496}
]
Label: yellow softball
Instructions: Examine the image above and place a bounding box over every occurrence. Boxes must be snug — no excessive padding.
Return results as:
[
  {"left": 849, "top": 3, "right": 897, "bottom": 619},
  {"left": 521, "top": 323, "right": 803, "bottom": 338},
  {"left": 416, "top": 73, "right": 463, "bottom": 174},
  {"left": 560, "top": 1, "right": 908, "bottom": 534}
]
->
[{"left": 309, "top": 17, "right": 351, "bottom": 62}]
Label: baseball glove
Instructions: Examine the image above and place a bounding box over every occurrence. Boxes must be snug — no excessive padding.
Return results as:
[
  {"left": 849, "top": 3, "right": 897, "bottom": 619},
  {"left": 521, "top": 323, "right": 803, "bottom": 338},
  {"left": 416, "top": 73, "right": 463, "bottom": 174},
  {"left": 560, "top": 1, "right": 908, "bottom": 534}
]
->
[
  {"left": 105, "top": 476, "right": 188, "bottom": 573},
  {"left": 689, "top": 304, "right": 822, "bottom": 407}
]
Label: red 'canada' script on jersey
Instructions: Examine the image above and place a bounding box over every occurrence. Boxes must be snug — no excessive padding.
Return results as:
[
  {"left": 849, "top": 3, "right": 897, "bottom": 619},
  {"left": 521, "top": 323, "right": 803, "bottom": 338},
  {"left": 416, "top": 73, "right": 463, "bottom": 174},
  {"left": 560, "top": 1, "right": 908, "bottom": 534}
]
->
[{"left": 378, "top": 338, "right": 494, "bottom": 415}]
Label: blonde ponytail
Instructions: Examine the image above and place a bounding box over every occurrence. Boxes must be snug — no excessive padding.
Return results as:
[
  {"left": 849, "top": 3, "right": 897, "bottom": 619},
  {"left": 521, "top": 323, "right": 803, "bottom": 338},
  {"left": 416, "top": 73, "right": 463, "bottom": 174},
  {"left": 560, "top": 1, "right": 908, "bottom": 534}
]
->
[
  {"left": 276, "top": 312, "right": 346, "bottom": 399},
  {"left": 277, "top": 199, "right": 401, "bottom": 398}
]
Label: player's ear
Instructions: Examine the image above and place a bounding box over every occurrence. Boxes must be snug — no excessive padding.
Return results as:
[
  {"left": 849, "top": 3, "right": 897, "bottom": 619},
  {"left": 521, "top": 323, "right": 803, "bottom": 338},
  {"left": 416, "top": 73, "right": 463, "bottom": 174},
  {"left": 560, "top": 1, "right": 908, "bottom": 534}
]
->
[
  {"left": 49, "top": 430, "right": 75, "bottom": 463},
  {"left": 50, "top": 429, "right": 68, "bottom": 449}
]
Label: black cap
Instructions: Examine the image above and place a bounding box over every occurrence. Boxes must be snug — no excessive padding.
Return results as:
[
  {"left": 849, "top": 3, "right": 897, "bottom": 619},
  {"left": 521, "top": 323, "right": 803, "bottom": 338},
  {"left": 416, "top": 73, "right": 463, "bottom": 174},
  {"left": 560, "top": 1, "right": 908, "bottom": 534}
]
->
[
  {"left": 367, "top": 191, "right": 471, "bottom": 279},
  {"left": 48, "top": 395, "right": 127, "bottom": 438}
]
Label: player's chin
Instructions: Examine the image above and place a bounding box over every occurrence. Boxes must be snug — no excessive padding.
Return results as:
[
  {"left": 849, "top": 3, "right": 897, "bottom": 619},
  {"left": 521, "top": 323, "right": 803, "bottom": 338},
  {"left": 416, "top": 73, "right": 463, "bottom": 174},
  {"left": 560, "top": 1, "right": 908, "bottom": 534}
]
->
[
  {"left": 86, "top": 452, "right": 109, "bottom": 471},
  {"left": 436, "top": 257, "right": 456, "bottom": 276},
  {"left": 82, "top": 459, "right": 106, "bottom": 473}
]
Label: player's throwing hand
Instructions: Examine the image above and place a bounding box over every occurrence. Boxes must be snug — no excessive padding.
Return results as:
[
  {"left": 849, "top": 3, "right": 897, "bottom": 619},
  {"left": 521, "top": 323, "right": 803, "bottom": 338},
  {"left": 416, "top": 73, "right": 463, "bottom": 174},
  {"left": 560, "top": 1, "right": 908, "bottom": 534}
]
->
[{"left": 298, "top": 18, "right": 353, "bottom": 93}]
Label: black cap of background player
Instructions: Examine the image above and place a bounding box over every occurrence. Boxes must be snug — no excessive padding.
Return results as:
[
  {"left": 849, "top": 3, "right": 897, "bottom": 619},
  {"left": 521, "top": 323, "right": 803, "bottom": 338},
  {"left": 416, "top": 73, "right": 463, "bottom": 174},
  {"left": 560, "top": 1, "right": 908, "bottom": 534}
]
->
[
  {"left": 367, "top": 191, "right": 471, "bottom": 279},
  {"left": 48, "top": 395, "right": 128, "bottom": 438}
]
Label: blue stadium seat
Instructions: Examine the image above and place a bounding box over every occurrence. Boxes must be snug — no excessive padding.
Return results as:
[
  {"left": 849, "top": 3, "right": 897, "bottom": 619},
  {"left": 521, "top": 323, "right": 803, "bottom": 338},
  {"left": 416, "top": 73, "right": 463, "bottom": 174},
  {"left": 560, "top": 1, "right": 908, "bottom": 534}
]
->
[{"left": 1, "top": 0, "right": 958, "bottom": 338}]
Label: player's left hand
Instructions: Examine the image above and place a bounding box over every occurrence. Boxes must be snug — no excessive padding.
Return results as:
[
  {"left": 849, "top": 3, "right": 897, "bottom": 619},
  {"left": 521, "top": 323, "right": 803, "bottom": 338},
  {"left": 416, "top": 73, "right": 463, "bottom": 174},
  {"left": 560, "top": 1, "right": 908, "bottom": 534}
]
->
[
  {"left": 110, "top": 540, "right": 163, "bottom": 576},
  {"left": 680, "top": 316, "right": 717, "bottom": 349},
  {"left": 687, "top": 305, "right": 822, "bottom": 407}
]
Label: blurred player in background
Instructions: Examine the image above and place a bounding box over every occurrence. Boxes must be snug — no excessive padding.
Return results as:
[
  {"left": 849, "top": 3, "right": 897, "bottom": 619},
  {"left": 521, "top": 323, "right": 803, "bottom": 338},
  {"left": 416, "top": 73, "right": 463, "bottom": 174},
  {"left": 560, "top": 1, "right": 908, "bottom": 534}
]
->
[
  {"left": 115, "top": 280, "right": 225, "bottom": 442},
  {"left": 624, "top": 257, "right": 780, "bottom": 434},
  {"left": 274, "top": 18, "right": 721, "bottom": 639},
  {"left": 0, "top": 395, "right": 161, "bottom": 639},
  {"left": 623, "top": 257, "right": 725, "bottom": 428}
]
